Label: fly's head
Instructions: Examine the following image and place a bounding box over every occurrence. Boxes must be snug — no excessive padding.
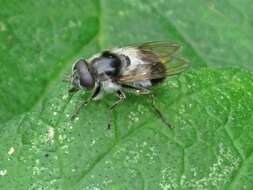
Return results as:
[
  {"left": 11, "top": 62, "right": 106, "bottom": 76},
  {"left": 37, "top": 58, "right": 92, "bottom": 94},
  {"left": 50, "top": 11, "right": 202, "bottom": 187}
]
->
[{"left": 69, "top": 59, "right": 95, "bottom": 93}]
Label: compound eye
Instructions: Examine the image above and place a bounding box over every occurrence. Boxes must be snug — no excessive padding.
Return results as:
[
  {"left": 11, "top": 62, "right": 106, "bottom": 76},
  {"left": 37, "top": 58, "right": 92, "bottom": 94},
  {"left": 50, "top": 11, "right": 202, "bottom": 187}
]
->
[{"left": 73, "top": 59, "right": 95, "bottom": 89}]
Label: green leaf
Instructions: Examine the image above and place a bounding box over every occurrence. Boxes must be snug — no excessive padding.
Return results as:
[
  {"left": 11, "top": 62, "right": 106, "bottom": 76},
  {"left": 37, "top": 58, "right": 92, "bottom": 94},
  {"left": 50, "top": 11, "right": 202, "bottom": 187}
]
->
[
  {"left": 0, "top": 69, "right": 253, "bottom": 189},
  {"left": 1, "top": 0, "right": 253, "bottom": 189},
  {"left": 1, "top": 0, "right": 253, "bottom": 123}
]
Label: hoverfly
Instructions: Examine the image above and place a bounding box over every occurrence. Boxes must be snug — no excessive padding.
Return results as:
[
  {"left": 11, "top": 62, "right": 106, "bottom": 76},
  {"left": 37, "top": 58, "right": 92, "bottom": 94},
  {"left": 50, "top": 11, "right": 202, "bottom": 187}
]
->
[{"left": 68, "top": 42, "right": 189, "bottom": 128}]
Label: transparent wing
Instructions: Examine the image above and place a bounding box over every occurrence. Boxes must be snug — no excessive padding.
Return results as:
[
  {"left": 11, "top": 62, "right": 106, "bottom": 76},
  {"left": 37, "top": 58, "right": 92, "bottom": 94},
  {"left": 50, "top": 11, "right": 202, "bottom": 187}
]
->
[
  {"left": 137, "top": 41, "right": 181, "bottom": 63},
  {"left": 118, "top": 41, "right": 190, "bottom": 83},
  {"left": 165, "top": 57, "right": 190, "bottom": 76}
]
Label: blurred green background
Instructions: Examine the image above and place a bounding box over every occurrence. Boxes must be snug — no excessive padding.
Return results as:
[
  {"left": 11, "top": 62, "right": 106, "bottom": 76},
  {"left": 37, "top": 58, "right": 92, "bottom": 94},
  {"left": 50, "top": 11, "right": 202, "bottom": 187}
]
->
[{"left": 0, "top": 0, "right": 253, "bottom": 189}]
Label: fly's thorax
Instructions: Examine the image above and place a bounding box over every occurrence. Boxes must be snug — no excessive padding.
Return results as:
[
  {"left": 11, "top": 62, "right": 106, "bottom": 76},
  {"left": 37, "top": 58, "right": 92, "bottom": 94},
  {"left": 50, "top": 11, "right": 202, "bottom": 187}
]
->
[{"left": 90, "top": 51, "right": 123, "bottom": 80}]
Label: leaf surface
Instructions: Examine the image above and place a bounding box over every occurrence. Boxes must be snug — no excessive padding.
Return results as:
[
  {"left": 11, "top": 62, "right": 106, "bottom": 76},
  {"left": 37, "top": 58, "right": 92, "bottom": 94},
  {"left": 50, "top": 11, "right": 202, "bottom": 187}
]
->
[{"left": 0, "top": 69, "right": 253, "bottom": 189}]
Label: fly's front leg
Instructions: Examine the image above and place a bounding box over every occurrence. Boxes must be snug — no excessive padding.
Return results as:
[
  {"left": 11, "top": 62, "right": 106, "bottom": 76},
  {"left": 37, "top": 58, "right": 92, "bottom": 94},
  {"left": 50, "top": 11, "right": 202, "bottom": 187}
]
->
[
  {"left": 108, "top": 90, "right": 126, "bottom": 129},
  {"left": 71, "top": 85, "right": 101, "bottom": 121}
]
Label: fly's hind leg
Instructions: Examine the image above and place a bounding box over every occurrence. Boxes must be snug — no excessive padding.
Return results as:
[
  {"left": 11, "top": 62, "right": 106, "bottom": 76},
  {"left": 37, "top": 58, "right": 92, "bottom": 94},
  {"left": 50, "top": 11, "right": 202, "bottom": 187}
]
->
[
  {"left": 108, "top": 90, "right": 126, "bottom": 129},
  {"left": 149, "top": 94, "right": 172, "bottom": 128},
  {"left": 122, "top": 84, "right": 172, "bottom": 128},
  {"left": 71, "top": 85, "right": 101, "bottom": 121},
  {"left": 121, "top": 84, "right": 151, "bottom": 95}
]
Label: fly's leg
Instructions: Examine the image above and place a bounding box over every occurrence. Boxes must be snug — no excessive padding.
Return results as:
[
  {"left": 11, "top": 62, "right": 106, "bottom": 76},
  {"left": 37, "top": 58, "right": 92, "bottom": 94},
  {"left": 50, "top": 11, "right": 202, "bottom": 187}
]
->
[
  {"left": 121, "top": 84, "right": 151, "bottom": 95},
  {"left": 122, "top": 84, "right": 172, "bottom": 128},
  {"left": 71, "top": 85, "right": 101, "bottom": 121},
  {"left": 71, "top": 100, "right": 89, "bottom": 121},
  {"left": 149, "top": 94, "right": 172, "bottom": 128},
  {"left": 108, "top": 90, "right": 126, "bottom": 129}
]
